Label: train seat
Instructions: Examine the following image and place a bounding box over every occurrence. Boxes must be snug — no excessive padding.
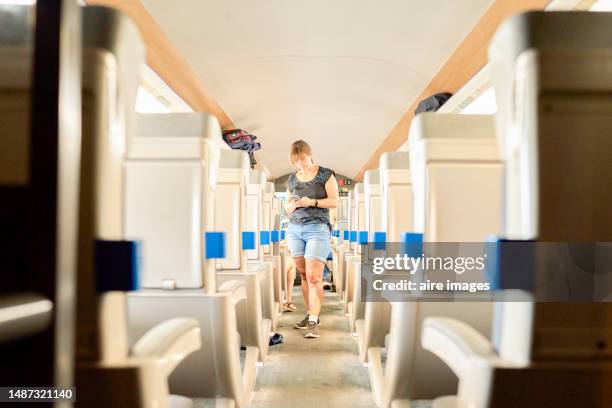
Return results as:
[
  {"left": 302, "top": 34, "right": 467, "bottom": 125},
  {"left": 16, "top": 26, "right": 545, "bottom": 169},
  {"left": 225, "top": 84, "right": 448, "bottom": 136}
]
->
[
  {"left": 123, "top": 112, "right": 258, "bottom": 404},
  {"left": 74, "top": 7, "right": 205, "bottom": 406},
  {"left": 368, "top": 114, "right": 501, "bottom": 407},
  {"left": 216, "top": 149, "right": 273, "bottom": 361},
  {"left": 360, "top": 151, "right": 411, "bottom": 364},
  {"left": 343, "top": 183, "right": 365, "bottom": 316},
  {"left": 352, "top": 169, "right": 382, "bottom": 337},
  {"left": 422, "top": 11, "right": 612, "bottom": 408},
  {"left": 263, "top": 181, "right": 285, "bottom": 311},
  {"left": 245, "top": 170, "right": 279, "bottom": 330}
]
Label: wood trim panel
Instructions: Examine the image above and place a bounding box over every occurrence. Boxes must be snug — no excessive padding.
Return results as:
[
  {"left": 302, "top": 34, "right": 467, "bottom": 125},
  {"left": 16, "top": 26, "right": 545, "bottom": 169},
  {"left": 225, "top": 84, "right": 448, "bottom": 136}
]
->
[
  {"left": 86, "top": 0, "right": 235, "bottom": 129},
  {"left": 354, "top": 0, "right": 551, "bottom": 181}
]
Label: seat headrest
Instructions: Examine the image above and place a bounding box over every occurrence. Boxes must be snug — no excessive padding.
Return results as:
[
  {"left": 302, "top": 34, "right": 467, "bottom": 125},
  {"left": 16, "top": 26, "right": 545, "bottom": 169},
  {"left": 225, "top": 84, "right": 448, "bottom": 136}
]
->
[
  {"left": 379, "top": 151, "right": 410, "bottom": 171},
  {"left": 364, "top": 169, "right": 380, "bottom": 186},
  {"left": 409, "top": 113, "right": 499, "bottom": 163},
  {"left": 249, "top": 169, "right": 267, "bottom": 186},
  {"left": 353, "top": 182, "right": 364, "bottom": 197},
  {"left": 218, "top": 149, "right": 250, "bottom": 185},
  {"left": 128, "top": 113, "right": 223, "bottom": 160},
  {"left": 265, "top": 181, "right": 275, "bottom": 194},
  {"left": 410, "top": 113, "right": 496, "bottom": 142},
  {"left": 490, "top": 12, "right": 612, "bottom": 65}
]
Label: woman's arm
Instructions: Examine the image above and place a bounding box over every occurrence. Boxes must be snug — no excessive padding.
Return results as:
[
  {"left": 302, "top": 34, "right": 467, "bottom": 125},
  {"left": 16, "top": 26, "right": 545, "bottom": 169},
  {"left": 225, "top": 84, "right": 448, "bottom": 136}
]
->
[{"left": 298, "top": 174, "right": 339, "bottom": 209}]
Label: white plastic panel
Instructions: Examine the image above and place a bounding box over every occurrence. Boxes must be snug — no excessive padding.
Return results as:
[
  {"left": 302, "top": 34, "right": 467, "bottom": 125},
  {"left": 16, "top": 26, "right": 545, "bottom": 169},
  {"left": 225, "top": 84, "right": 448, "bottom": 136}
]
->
[
  {"left": 426, "top": 163, "right": 503, "bottom": 241},
  {"left": 367, "top": 196, "right": 383, "bottom": 234},
  {"left": 379, "top": 151, "right": 413, "bottom": 240},
  {"left": 385, "top": 184, "right": 413, "bottom": 242},
  {"left": 245, "top": 191, "right": 261, "bottom": 260},
  {"left": 215, "top": 183, "right": 243, "bottom": 270},
  {"left": 124, "top": 161, "right": 203, "bottom": 288}
]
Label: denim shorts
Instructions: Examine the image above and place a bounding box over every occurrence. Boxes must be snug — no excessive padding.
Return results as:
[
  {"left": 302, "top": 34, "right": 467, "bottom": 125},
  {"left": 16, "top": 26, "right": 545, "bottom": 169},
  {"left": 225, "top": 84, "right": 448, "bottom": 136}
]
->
[{"left": 286, "top": 222, "right": 331, "bottom": 263}]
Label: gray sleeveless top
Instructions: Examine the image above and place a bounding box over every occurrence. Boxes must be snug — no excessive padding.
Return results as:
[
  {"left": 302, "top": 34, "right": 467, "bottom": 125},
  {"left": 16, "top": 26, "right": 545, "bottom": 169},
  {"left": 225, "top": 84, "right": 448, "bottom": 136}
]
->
[{"left": 288, "top": 166, "right": 334, "bottom": 225}]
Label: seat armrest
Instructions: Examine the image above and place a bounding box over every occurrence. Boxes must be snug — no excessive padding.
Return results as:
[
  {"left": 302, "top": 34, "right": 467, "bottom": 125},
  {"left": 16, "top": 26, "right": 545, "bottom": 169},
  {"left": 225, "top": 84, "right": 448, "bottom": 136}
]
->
[
  {"left": 131, "top": 317, "right": 201, "bottom": 378},
  {"left": 218, "top": 279, "right": 247, "bottom": 305},
  {"left": 421, "top": 317, "right": 495, "bottom": 378}
]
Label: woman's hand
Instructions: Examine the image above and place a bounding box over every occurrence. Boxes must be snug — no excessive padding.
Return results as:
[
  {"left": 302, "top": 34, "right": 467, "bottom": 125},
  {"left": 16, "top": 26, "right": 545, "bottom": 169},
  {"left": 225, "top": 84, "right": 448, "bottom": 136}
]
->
[
  {"left": 296, "top": 197, "right": 316, "bottom": 207},
  {"left": 285, "top": 200, "right": 299, "bottom": 214}
]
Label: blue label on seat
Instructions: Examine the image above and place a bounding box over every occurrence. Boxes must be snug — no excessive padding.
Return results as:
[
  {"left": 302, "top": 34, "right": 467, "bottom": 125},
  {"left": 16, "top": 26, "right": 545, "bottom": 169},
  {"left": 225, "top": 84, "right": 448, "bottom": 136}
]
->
[
  {"left": 94, "top": 240, "right": 140, "bottom": 292},
  {"left": 343, "top": 230, "right": 349, "bottom": 240},
  {"left": 373, "top": 231, "right": 386, "bottom": 250},
  {"left": 349, "top": 231, "right": 357, "bottom": 243},
  {"left": 271, "top": 230, "right": 280, "bottom": 242},
  {"left": 333, "top": 230, "right": 340, "bottom": 237},
  {"left": 486, "top": 237, "right": 535, "bottom": 291},
  {"left": 358, "top": 231, "right": 369, "bottom": 245},
  {"left": 281, "top": 230, "right": 286, "bottom": 240},
  {"left": 205, "top": 232, "right": 226, "bottom": 259},
  {"left": 242, "top": 231, "right": 256, "bottom": 250},
  {"left": 260, "top": 230, "right": 271, "bottom": 245},
  {"left": 402, "top": 232, "right": 423, "bottom": 257}
]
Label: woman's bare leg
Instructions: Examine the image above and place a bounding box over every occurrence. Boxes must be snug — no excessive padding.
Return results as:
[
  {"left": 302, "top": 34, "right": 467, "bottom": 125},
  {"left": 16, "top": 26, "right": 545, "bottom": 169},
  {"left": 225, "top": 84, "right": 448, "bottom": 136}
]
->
[
  {"left": 305, "top": 258, "right": 325, "bottom": 317},
  {"left": 293, "top": 256, "right": 308, "bottom": 312},
  {"left": 286, "top": 261, "right": 296, "bottom": 304}
]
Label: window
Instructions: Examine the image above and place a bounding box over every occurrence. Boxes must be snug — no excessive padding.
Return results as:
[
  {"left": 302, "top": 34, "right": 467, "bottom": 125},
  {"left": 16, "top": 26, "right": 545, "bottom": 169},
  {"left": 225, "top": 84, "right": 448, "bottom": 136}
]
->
[
  {"left": 590, "top": 1, "right": 612, "bottom": 11},
  {"left": 460, "top": 87, "right": 497, "bottom": 115},
  {"left": 135, "top": 86, "right": 171, "bottom": 113}
]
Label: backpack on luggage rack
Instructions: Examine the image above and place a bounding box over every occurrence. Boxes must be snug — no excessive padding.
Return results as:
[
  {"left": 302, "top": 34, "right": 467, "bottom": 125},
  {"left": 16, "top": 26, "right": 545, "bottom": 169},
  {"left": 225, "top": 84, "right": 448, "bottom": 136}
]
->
[
  {"left": 222, "top": 128, "right": 261, "bottom": 168},
  {"left": 415, "top": 92, "right": 453, "bottom": 114}
]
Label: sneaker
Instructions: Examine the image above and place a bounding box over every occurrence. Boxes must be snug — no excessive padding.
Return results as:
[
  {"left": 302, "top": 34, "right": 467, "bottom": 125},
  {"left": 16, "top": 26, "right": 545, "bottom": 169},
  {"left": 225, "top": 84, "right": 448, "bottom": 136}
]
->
[
  {"left": 294, "top": 315, "right": 309, "bottom": 329},
  {"left": 283, "top": 302, "right": 297, "bottom": 312},
  {"left": 304, "top": 321, "right": 319, "bottom": 339},
  {"left": 294, "top": 315, "right": 320, "bottom": 329}
]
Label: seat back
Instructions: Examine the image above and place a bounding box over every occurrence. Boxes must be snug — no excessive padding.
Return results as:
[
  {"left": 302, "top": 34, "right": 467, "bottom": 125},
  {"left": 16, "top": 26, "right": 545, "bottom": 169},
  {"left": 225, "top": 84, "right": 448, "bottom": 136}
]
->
[
  {"left": 490, "top": 12, "right": 612, "bottom": 368},
  {"left": 263, "top": 181, "right": 275, "bottom": 254},
  {"left": 124, "top": 113, "right": 223, "bottom": 290},
  {"left": 76, "top": 6, "right": 145, "bottom": 363},
  {"left": 353, "top": 183, "right": 366, "bottom": 253},
  {"left": 245, "top": 170, "right": 267, "bottom": 260},
  {"left": 379, "top": 151, "right": 413, "bottom": 242},
  {"left": 337, "top": 196, "right": 350, "bottom": 243},
  {"left": 409, "top": 113, "right": 502, "bottom": 241},
  {"left": 215, "top": 149, "right": 251, "bottom": 270},
  {"left": 364, "top": 170, "right": 382, "bottom": 260}
]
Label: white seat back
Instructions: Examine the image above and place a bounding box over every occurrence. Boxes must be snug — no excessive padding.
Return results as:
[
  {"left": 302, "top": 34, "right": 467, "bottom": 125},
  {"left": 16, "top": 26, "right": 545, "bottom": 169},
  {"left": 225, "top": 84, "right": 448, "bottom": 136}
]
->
[
  {"left": 245, "top": 170, "right": 267, "bottom": 260},
  {"left": 379, "top": 151, "right": 412, "bottom": 242},
  {"left": 337, "top": 196, "right": 350, "bottom": 243},
  {"left": 124, "top": 113, "right": 223, "bottom": 289},
  {"left": 409, "top": 113, "right": 502, "bottom": 241},
  {"left": 215, "top": 149, "right": 250, "bottom": 270},
  {"left": 490, "top": 11, "right": 612, "bottom": 366},
  {"left": 263, "top": 182, "right": 275, "bottom": 254},
  {"left": 364, "top": 170, "right": 382, "bottom": 260},
  {"left": 353, "top": 183, "right": 366, "bottom": 252}
]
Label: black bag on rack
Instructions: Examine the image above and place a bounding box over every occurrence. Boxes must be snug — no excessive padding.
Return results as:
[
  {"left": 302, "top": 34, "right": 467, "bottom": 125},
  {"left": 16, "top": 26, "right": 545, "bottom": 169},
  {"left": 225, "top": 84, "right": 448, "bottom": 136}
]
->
[
  {"left": 222, "top": 129, "right": 262, "bottom": 168},
  {"left": 415, "top": 92, "right": 453, "bottom": 114}
]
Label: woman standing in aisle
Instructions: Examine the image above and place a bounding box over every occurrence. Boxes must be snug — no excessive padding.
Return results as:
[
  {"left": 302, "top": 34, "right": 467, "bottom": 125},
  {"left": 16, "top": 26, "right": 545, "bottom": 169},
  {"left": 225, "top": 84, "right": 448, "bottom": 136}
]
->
[{"left": 284, "top": 140, "right": 338, "bottom": 339}]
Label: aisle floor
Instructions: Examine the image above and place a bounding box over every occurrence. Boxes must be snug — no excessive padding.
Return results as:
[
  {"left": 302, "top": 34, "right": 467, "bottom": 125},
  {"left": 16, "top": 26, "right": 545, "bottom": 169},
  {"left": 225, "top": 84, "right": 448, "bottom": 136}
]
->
[{"left": 249, "top": 289, "right": 377, "bottom": 408}]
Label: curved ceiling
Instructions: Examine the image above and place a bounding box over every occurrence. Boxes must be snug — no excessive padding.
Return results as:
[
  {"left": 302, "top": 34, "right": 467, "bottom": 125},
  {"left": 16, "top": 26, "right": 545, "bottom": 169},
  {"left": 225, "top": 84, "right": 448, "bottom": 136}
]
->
[{"left": 141, "top": 0, "right": 495, "bottom": 178}]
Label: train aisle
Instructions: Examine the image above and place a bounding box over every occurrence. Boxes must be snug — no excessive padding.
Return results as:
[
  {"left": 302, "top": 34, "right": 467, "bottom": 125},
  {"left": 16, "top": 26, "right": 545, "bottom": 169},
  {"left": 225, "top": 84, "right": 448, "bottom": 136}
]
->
[
  {"left": 246, "top": 288, "right": 432, "bottom": 408},
  {"left": 249, "top": 288, "right": 377, "bottom": 408}
]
